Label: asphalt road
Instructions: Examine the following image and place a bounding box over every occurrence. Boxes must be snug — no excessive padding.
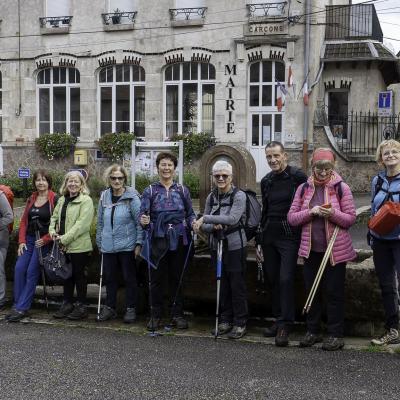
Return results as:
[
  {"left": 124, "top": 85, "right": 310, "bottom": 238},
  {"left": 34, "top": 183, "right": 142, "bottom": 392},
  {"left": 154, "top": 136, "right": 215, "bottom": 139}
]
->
[{"left": 0, "top": 322, "right": 399, "bottom": 400}]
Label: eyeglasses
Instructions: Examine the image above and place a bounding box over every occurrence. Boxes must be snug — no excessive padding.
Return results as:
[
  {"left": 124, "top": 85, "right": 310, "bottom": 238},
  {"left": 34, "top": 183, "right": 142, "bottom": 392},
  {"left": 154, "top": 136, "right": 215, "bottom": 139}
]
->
[
  {"left": 213, "top": 174, "right": 230, "bottom": 180},
  {"left": 314, "top": 167, "right": 333, "bottom": 174},
  {"left": 110, "top": 176, "right": 124, "bottom": 181}
]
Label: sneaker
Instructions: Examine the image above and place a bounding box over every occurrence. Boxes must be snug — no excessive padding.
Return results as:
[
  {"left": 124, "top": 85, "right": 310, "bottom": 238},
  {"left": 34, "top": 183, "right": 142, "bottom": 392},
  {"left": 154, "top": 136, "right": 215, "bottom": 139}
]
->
[
  {"left": 53, "top": 302, "right": 74, "bottom": 319},
  {"left": 171, "top": 316, "right": 188, "bottom": 330},
  {"left": 227, "top": 325, "right": 247, "bottom": 339},
  {"left": 147, "top": 317, "right": 161, "bottom": 331},
  {"left": 211, "top": 322, "right": 233, "bottom": 336},
  {"left": 67, "top": 303, "right": 88, "bottom": 320},
  {"left": 96, "top": 306, "right": 117, "bottom": 322},
  {"left": 299, "top": 332, "right": 323, "bottom": 348},
  {"left": 371, "top": 328, "right": 400, "bottom": 346},
  {"left": 275, "top": 326, "right": 289, "bottom": 347},
  {"left": 7, "top": 310, "right": 29, "bottom": 322},
  {"left": 263, "top": 323, "right": 278, "bottom": 338},
  {"left": 322, "top": 336, "right": 345, "bottom": 351},
  {"left": 123, "top": 308, "right": 137, "bottom": 324}
]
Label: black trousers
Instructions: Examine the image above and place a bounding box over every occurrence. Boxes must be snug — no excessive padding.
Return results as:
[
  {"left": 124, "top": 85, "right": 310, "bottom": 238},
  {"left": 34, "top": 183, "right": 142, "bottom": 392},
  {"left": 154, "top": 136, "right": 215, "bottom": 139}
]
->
[
  {"left": 103, "top": 251, "right": 137, "bottom": 310},
  {"left": 64, "top": 252, "right": 91, "bottom": 304},
  {"left": 372, "top": 238, "right": 400, "bottom": 330},
  {"left": 303, "top": 251, "right": 346, "bottom": 337},
  {"left": 262, "top": 232, "right": 299, "bottom": 328},
  {"left": 150, "top": 242, "right": 189, "bottom": 319},
  {"left": 211, "top": 248, "right": 248, "bottom": 327}
]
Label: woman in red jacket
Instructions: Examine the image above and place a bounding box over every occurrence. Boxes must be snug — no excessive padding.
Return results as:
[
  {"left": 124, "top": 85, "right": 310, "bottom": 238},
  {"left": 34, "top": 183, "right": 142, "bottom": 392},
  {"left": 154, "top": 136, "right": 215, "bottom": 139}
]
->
[
  {"left": 7, "top": 170, "right": 57, "bottom": 322},
  {"left": 288, "top": 148, "right": 356, "bottom": 351}
]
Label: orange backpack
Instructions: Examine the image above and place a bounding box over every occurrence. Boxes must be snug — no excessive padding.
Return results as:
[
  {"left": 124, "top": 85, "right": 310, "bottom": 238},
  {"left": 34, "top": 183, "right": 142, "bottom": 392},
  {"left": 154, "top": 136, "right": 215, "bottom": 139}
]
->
[{"left": 0, "top": 184, "right": 14, "bottom": 233}]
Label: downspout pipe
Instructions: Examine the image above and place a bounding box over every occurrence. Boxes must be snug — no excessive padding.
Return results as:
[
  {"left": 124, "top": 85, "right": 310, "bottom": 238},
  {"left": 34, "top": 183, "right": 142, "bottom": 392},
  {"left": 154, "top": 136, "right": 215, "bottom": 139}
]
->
[{"left": 302, "top": 0, "right": 311, "bottom": 171}]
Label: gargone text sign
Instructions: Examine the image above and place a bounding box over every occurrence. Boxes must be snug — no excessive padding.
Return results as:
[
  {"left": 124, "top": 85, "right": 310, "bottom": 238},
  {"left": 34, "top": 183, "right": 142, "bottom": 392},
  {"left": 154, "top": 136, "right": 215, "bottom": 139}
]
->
[{"left": 244, "top": 22, "right": 288, "bottom": 36}]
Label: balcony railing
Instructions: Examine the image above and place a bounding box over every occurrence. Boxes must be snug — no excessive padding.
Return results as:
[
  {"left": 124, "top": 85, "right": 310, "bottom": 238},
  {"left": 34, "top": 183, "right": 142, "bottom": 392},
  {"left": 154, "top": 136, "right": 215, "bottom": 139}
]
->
[
  {"left": 247, "top": 2, "right": 288, "bottom": 19},
  {"left": 39, "top": 16, "right": 73, "bottom": 28},
  {"left": 169, "top": 7, "right": 207, "bottom": 21},
  {"left": 101, "top": 11, "right": 137, "bottom": 25},
  {"left": 325, "top": 4, "right": 383, "bottom": 42}
]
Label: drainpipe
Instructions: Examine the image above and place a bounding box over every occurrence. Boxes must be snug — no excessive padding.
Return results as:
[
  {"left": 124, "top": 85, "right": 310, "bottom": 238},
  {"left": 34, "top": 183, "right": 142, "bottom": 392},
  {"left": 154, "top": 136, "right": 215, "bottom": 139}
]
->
[
  {"left": 302, "top": 0, "right": 311, "bottom": 171},
  {"left": 16, "top": 0, "right": 22, "bottom": 117}
]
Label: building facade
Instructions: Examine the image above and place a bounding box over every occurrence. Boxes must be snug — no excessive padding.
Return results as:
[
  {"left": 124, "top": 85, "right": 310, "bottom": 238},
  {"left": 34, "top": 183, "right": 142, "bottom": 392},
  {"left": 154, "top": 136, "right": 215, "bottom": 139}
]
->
[{"left": 0, "top": 0, "right": 398, "bottom": 182}]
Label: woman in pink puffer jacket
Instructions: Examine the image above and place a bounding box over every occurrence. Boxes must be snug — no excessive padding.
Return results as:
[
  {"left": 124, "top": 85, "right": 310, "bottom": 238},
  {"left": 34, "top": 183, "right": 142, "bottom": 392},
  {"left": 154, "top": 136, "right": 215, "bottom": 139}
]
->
[{"left": 288, "top": 148, "right": 356, "bottom": 351}]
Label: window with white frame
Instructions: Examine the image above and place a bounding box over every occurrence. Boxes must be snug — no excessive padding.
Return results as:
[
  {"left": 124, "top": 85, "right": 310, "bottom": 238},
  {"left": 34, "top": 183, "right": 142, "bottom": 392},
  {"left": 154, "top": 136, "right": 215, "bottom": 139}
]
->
[
  {"left": 46, "top": 0, "right": 70, "bottom": 17},
  {"left": 164, "top": 62, "right": 215, "bottom": 137},
  {"left": 247, "top": 0, "right": 287, "bottom": 18},
  {"left": 249, "top": 60, "right": 285, "bottom": 145},
  {"left": 37, "top": 67, "right": 80, "bottom": 136},
  {"left": 98, "top": 64, "right": 145, "bottom": 136},
  {"left": 107, "top": 0, "right": 136, "bottom": 24}
]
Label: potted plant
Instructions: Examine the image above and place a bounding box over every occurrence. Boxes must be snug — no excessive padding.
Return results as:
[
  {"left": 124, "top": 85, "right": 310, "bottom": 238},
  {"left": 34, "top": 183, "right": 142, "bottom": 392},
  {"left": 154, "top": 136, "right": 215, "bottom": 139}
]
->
[{"left": 112, "top": 8, "right": 122, "bottom": 24}]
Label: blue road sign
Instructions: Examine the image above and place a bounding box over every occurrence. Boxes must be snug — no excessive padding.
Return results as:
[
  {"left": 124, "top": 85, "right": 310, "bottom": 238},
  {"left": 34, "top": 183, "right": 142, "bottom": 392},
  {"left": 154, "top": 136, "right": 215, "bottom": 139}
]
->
[
  {"left": 378, "top": 91, "right": 392, "bottom": 109},
  {"left": 18, "top": 167, "right": 31, "bottom": 179}
]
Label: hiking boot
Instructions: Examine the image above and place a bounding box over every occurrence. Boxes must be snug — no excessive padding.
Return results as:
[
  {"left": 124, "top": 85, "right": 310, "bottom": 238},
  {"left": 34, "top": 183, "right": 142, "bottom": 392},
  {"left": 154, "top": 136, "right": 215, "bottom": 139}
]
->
[
  {"left": 227, "top": 325, "right": 247, "bottom": 339},
  {"left": 171, "top": 316, "right": 188, "bottom": 329},
  {"left": 147, "top": 317, "right": 161, "bottom": 331},
  {"left": 263, "top": 323, "right": 278, "bottom": 338},
  {"left": 7, "top": 310, "right": 28, "bottom": 323},
  {"left": 322, "top": 336, "right": 344, "bottom": 351},
  {"left": 96, "top": 306, "right": 117, "bottom": 322},
  {"left": 211, "top": 322, "right": 233, "bottom": 336},
  {"left": 275, "top": 326, "right": 289, "bottom": 347},
  {"left": 53, "top": 302, "right": 74, "bottom": 319},
  {"left": 67, "top": 303, "right": 88, "bottom": 320},
  {"left": 0, "top": 302, "right": 7, "bottom": 312},
  {"left": 299, "top": 332, "right": 323, "bottom": 348},
  {"left": 123, "top": 308, "right": 137, "bottom": 324},
  {"left": 371, "top": 328, "right": 400, "bottom": 346}
]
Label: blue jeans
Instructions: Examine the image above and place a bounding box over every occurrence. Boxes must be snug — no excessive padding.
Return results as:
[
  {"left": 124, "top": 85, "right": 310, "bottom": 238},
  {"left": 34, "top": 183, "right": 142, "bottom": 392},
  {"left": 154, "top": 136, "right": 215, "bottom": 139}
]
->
[{"left": 13, "top": 235, "right": 49, "bottom": 312}]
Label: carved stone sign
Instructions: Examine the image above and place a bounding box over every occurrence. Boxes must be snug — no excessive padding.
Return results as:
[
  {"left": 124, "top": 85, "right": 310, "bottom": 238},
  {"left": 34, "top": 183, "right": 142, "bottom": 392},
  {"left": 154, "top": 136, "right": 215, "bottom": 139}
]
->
[{"left": 244, "top": 22, "right": 288, "bottom": 36}]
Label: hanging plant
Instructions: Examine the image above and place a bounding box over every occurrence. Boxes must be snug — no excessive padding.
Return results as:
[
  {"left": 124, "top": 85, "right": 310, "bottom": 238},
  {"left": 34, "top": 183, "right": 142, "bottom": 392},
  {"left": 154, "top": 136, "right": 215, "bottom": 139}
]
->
[
  {"left": 97, "top": 132, "right": 136, "bottom": 162},
  {"left": 35, "top": 133, "right": 77, "bottom": 161}
]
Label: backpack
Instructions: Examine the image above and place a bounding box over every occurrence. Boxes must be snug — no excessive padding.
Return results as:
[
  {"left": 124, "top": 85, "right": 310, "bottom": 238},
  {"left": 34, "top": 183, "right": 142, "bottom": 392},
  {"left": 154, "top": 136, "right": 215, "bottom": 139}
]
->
[
  {"left": 299, "top": 181, "right": 344, "bottom": 201},
  {"left": 372, "top": 175, "right": 400, "bottom": 211},
  {"left": 209, "top": 187, "right": 262, "bottom": 241},
  {"left": 0, "top": 185, "right": 14, "bottom": 233}
]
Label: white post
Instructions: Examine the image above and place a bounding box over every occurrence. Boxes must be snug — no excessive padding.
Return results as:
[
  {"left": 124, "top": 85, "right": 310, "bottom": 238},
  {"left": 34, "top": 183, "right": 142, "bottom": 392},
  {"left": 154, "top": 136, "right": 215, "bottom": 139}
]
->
[{"left": 131, "top": 139, "right": 136, "bottom": 189}]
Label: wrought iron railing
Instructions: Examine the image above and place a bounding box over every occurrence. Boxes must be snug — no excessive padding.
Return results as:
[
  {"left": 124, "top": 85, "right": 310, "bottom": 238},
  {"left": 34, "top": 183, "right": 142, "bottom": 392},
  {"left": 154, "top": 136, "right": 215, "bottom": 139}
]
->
[
  {"left": 327, "top": 111, "right": 400, "bottom": 156},
  {"left": 247, "top": 2, "right": 288, "bottom": 18},
  {"left": 39, "top": 16, "right": 73, "bottom": 28},
  {"left": 101, "top": 11, "right": 137, "bottom": 25},
  {"left": 169, "top": 7, "right": 207, "bottom": 21},
  {"left": 325, "top": 4, "right": 383, "bottom": 41}
]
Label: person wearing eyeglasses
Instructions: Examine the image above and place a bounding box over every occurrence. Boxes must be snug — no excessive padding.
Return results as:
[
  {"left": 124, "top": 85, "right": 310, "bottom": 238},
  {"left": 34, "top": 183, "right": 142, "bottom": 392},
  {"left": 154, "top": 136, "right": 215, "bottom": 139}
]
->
[
  {"left": 194, "top": 160, "right": 248, "bottom": 339},
  {"left": 288, "top": 148, "right": 356, "bottom": 351},
  {"left": 96, "top": 164, "right": 143, "bottom": 323},
  {"left": 369, "top": 139, "right": 400, "bottom": 346}
]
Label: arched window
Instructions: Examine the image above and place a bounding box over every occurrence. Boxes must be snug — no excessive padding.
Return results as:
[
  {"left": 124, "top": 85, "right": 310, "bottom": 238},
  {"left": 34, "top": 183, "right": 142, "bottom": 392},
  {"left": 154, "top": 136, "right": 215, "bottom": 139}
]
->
[
  {"left": 37, "top": 67, "right": 80, "bottom": 136},
  {"left": 249, "top": 60, "right": 285, "bottom": 146},
  {"left": 164, "top": 62, "right": 215, "bottom": 137},
  {"left": 98, "top": 64, "right": 145, "bottom": 136}
]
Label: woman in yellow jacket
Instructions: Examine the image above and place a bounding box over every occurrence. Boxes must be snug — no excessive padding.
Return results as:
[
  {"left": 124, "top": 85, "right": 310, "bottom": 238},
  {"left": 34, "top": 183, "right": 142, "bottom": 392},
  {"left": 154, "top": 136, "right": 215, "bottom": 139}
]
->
[{"left": 49, "top": 171, "right": 94, "bottom": 320}]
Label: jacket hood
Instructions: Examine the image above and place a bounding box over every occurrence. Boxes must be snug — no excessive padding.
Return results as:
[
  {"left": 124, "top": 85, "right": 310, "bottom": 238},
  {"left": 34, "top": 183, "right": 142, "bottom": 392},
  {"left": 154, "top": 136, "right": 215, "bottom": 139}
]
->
[{"left": 105, "top": 186, "right": 138, "bottom": 200}]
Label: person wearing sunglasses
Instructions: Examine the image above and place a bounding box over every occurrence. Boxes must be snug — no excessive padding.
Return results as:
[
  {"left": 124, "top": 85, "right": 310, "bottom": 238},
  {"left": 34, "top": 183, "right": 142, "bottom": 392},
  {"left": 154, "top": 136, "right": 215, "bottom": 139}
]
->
[
  {"left": 96, "top": 164, "right": 143, "bottom": 323},
  {"left": 194, "top": 160, "right": 248, "bottom": 339}
]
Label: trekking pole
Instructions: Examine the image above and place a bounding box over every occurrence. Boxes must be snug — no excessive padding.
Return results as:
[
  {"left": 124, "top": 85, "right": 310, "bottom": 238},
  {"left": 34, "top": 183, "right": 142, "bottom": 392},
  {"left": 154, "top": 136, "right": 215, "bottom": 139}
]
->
[
  {"left": 256, "top": 244, "right": 265, "bottom": 295},
  {"left": 96, "top": 253, "right": 104, "bottom": 321},
  {"left": 32, "top": 217, "right": 49, "bottom": 311},
  {"left": 214, "top": 237, "right": 223, "bottom": 340},
  {"left": 165, "top": 236, "right": 193, "bottom": 332},
  {"left": 303, "top": 226, "right": 339, "bottom": 315}
]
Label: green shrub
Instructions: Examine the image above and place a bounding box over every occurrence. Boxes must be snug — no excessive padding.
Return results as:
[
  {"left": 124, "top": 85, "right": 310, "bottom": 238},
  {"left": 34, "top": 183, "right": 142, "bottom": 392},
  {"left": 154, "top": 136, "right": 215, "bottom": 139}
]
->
[
  {"left": 87, "top": 176, "right": 105, "bottom": 199},
  {"left": 35, "top": 133, "right": 77, "bottom": 160},
  {"left": 97, "top": 132, "right": 136, "bottom": 162},
  {"left": 170, "top": 132, "right": 216, "bottom": 164},
  {"left": 183, "top": 171, "right": 200, "bottom": 198}
]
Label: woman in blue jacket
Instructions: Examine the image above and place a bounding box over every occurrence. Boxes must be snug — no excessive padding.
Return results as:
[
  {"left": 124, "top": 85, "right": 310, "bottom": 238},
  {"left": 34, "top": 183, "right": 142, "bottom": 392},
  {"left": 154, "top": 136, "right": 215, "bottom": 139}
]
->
[{"left": 96, "top": 164, "right": 143, "bottom": 323}]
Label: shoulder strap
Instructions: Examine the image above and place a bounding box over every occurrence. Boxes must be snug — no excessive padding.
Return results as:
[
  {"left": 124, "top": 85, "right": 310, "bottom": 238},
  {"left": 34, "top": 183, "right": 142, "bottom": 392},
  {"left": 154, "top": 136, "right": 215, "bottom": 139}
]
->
[
  {"left": 300, "top": 182, "right": 309, "bottom": 199},
  {"left": 229, "top": 187, "right": 239, "bottom": 207}
]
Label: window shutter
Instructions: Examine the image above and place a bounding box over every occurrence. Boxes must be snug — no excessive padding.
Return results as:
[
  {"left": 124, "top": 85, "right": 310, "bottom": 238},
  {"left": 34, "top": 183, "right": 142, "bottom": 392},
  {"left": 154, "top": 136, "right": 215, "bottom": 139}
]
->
[{"left": 47, "top": 0, "right": 70, "bottom": 17}]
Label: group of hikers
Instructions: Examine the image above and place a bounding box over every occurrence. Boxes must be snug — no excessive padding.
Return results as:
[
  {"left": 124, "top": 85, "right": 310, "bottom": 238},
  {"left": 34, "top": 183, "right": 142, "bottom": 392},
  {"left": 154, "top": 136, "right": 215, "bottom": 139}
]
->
[{"left": 0, "top": 139, "right": 399, "bottom": 351}]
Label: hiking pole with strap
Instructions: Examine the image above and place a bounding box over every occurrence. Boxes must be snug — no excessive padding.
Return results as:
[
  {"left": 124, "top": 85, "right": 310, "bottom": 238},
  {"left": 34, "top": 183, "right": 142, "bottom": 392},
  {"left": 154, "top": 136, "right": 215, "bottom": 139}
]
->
[
  {"left": 214, "top": 234, "right": 224, "bottom": 340},
  {"left": 32, "top": 216, "right": 49, "bottom": 311},
  {"left": 96, "top": 253, "right": 104, "bottom": 321},
  {"left": 303, "top": 226, "right": 340, "bottom": 315},
  {"left": 255, "top": 244, "right": 265, "bottom": 295},
  {"left": 165, "top": 235, "right": 194, "bottom": 332}
]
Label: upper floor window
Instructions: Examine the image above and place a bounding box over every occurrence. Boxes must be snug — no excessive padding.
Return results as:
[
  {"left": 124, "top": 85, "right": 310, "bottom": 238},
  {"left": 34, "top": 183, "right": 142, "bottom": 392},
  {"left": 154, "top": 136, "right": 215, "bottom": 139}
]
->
[
  {"left": 98, "top": 64, "right": 145, "bottom": 137},
  {"left": 171, "top": 0, "right": 207, "bottom": 21},
  {"left": 37, "top": 67, "right": 80, "bottom": 136},
  {"left": 41, "top": 0, "right": 72, "bottom": 27},
  {"left": 104, "top": 0, "right": 136, "bottom": 25},
  {"left": 164, "top": 62, "right": 215, "bottom": 137},
  {"left": 247, "top": 1, "right": 288, "bottom": 18}
]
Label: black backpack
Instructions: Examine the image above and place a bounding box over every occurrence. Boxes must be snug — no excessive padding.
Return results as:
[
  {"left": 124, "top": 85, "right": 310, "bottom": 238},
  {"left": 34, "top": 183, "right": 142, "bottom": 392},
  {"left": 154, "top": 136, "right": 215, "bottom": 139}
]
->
[{"left": 209, "top": 187, "right": 262, "bottom": 241}]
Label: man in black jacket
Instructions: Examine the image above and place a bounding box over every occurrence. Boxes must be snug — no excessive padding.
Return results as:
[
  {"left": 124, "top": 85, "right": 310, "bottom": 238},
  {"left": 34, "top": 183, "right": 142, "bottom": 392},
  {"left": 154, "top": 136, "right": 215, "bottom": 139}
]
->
[{"left": 257, "top": 141, "right": 307, "bottom": 346}]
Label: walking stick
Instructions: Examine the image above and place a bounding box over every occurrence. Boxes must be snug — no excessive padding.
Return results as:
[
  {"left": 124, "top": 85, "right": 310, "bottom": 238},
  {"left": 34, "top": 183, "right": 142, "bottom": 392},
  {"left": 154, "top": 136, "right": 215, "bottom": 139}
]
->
[
  {"left": 214, "top": 238, "right": 223, "bottom": 340},
  {"left": 96, "top": 253, "right": 104, "bottom": 321},
  {"left": 302, "top": 226, "right": 340, "bottom": 315}
]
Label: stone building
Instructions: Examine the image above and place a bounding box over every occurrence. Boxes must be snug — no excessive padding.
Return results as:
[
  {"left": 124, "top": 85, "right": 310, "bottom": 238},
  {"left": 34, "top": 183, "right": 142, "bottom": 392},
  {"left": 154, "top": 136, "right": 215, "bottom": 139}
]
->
[{"left": 0, "top": 0, "right": 398, "bottom": 189}]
